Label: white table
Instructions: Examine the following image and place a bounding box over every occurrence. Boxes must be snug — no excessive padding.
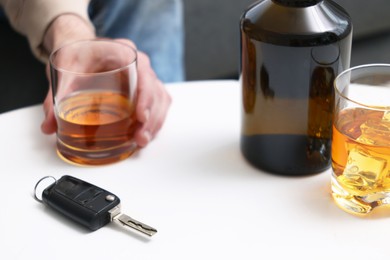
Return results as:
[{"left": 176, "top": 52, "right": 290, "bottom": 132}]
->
[{"left": 1, "top": 80, "right": 388, "bottom": 259}]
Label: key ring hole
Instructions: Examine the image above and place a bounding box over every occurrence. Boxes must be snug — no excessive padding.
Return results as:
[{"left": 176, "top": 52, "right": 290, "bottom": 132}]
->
[{"left": 34, "top": 176, "right": 57, "bottom": 203}]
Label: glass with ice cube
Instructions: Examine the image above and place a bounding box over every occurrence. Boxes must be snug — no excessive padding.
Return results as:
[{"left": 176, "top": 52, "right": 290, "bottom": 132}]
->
[{"left": 332, "top": 64, "right": 390, "bottom": 215}]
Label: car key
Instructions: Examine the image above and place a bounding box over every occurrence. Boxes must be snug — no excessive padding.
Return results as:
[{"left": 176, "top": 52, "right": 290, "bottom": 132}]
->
[{"left": 34, "top": 175, "right": 157, "bottom": 236}]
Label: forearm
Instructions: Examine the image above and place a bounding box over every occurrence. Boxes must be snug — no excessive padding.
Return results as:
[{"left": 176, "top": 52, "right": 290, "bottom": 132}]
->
[
  {"left": 0, "top": 0, "right": 93, "bottom": 62},
  {"left": 42, "top": 14, "right": 95, "bottom": 56}
]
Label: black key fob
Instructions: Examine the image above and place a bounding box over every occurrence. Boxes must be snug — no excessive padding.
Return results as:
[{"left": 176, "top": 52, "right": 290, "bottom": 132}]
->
[
  {"left": 35, "top": 175, "right": 157, "bottom": 236},
  {"left": 42, "top": 175, "right": 120, "bottom": 231}
]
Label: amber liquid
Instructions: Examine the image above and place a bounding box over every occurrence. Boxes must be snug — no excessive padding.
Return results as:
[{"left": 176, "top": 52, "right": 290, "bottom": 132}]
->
[
  {"left": 56, "top": 90, "right": 137, "bottom": 165},
  {"left": 331, "top": 108, "right": 390, "bottom": 214}
]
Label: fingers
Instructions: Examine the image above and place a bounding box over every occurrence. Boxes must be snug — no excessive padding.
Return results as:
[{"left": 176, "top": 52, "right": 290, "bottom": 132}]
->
[
  {"left": 134, "top": 52, "right": 172, "bottom": 147},
  {"left": 41, "top": 88, "right": 57, "bottom": 134},
  {"left": 41, "top": 65, "right": 57, "bottom": 134},
  {"left": 114, "top": 38, "right": 137, "bottom": 51},
  {"left": 110, "top": 41, "right": 170, "bottom": 148}
]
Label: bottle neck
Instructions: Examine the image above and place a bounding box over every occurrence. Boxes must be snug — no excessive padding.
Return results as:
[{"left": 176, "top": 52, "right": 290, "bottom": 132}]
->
[{"left": 272, "top": 0, "right": 323, "bottom": 7}]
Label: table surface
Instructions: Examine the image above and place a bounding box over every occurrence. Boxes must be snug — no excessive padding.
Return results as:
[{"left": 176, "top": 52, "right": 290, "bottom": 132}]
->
[{"left": 1, "top": 80, "right": 388, "bottom": 259}]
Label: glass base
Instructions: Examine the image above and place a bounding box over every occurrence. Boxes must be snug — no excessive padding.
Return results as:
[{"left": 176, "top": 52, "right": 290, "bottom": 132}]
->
[
  {"left": 331, "top": 174, "right": 390, "bottom": 215},
  {"left": 56, "top": 140, "right": 138, "bottom": 166}
]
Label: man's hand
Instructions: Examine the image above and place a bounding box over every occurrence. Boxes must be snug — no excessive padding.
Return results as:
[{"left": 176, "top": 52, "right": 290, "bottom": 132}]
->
[{"left": 40, "top": 15, "right": 172, "bottom": 148}]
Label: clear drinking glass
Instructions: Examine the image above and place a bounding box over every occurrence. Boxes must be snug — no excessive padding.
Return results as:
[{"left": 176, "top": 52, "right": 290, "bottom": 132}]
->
[
  {"left": 332, "top": 64, "right": 390, "bottom": 215},
  {"left": 49, "top": 39, "right": 138, "bottom": 166}
]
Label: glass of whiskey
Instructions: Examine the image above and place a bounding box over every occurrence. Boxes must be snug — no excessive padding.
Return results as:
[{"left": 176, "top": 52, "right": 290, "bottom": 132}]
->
[
  {"left": 332, "top": 64, "right": 390, "bottom": 215},
  {"left": 49, "top": 39, "right": 138, "bottom": 166}
]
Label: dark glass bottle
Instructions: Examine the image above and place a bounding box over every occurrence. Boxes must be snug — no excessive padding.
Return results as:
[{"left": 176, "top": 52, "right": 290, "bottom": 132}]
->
[{"left": 240, "top": 0, "right": 352, "bottom": 175}]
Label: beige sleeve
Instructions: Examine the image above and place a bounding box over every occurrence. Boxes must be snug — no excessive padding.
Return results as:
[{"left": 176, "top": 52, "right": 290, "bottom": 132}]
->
[{"left": 0, "top": 0, "right": 93, "bottom": 62}]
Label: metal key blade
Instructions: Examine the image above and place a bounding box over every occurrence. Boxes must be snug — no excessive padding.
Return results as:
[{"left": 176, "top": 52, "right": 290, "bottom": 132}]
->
[
  {"left": 115, "top": 214, "right": 157, "bottom": 236},
  {"left": 109, "top": 205, "right": 157, "bottom": 236}
]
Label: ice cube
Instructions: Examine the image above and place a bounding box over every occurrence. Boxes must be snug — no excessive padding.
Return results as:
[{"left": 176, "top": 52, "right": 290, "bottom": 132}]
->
[
  {"left": 342, "top": 147, "right": 387, "bottom": 192},
  {"left": 383, "top": 111, "right": 390, "bottom": 122},
  {"left": 357, "top": 116, "right": 390, "bottom": 146}
]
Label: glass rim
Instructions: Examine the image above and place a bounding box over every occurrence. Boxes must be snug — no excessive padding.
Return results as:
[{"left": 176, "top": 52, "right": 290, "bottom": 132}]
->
[
  {"left": 49, "top": 39, "right": 137, "bottom": 76},
  {"left": 334, "top": 63, "right": 390, "bottom": 110}
]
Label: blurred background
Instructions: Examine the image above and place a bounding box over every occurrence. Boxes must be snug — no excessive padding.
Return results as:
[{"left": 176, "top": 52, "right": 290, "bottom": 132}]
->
[
  {"left": 1, "top": 0, "right": 390, "bottom": 112},
  {"left": 184, "top": 0, "right": 390, "bottom": 80}
]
